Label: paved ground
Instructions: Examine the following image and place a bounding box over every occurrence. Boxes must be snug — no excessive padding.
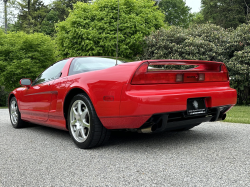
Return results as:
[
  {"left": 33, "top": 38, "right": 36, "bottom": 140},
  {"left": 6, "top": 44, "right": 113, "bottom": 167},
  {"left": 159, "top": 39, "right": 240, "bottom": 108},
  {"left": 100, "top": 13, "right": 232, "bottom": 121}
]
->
[{"left": 0, "top": 109, "right": 250, "bottom": 187}]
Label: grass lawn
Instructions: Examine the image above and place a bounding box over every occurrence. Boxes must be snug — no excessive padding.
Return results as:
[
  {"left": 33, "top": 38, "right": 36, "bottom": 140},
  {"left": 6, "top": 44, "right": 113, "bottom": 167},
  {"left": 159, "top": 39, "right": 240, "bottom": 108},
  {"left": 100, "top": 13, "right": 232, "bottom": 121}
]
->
[
  {"left": 0, "top": 107, "right": 8, "bottom": 109},
  {"left": 224, "top": 106, "right": 250, "bottom": 124}
]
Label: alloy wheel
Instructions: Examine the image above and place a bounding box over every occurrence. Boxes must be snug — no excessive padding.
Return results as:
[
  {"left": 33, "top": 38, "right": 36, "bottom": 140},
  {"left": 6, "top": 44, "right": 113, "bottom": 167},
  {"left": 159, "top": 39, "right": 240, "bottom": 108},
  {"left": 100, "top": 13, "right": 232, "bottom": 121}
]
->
[{"left": 69, "top": 100, "right": 90, "bottom": 143}]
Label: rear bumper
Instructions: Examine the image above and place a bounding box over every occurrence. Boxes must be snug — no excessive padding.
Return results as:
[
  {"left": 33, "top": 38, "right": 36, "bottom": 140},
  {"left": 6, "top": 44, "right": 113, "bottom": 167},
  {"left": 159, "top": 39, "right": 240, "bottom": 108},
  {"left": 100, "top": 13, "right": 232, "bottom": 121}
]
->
[
  {"left": 100, "top": 83, "right": 237, "bottom": 129},
  {"left": 100, "top": 105, "right": 231, "bottom": 130}
]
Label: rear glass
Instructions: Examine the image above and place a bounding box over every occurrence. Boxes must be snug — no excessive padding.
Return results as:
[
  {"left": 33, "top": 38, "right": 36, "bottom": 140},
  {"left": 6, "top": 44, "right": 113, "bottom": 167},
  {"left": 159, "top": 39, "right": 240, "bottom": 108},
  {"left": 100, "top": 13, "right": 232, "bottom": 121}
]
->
[
  {"left": 147, "top": 61, "right": 221, "bottom": 72},
  {"left": 68, "top": 57, "right": 124, "bottom": 76},
  {"left": 148, "top": 64, "right": 198, "bottom": 71}
]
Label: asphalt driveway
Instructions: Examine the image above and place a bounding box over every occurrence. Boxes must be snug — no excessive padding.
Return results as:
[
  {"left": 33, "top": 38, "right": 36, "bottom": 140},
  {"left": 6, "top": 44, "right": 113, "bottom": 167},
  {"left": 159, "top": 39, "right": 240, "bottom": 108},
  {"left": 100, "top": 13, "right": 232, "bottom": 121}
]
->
[{"left": 0, "top": 109, "right": 250, "bottom": 186}]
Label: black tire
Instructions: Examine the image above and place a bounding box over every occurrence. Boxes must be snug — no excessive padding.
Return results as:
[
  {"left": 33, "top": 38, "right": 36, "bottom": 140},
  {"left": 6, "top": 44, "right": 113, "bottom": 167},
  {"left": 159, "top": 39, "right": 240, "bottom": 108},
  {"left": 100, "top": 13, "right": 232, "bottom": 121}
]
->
[
  {"left": 9, "top": 97, "right": 26, "bottom": 128},
  {"left": 67, "top": 94, "right": 110, "bottom": 149}
]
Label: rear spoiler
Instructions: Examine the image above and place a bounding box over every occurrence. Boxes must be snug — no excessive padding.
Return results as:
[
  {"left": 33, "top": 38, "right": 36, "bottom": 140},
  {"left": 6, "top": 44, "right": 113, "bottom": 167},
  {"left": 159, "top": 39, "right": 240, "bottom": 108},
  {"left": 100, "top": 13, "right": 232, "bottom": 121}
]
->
[{"left": 131, "top": 60, "right": 229, "bottom": 84}]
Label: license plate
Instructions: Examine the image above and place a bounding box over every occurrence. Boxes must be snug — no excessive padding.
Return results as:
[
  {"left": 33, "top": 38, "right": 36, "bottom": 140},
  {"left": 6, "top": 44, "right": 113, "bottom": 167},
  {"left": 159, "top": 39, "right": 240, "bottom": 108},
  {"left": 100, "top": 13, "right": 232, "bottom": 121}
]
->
[{"left": 187, "top": 98, "right": 207, "bottom": 115}]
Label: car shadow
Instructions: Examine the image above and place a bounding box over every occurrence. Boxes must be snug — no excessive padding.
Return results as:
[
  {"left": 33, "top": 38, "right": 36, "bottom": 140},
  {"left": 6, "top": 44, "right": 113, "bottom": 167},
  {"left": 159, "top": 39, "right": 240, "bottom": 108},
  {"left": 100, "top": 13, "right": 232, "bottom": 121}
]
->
[{"left": 20, "top": 123, "right": 227, "bottom": 151}]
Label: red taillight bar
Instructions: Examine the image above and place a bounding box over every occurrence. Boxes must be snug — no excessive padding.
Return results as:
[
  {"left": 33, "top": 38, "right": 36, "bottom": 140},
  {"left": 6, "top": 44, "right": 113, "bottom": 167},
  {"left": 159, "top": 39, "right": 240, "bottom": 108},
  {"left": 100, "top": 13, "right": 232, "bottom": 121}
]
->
[{"left": 131, "top": 62, "right": 229, "bottom": 85}]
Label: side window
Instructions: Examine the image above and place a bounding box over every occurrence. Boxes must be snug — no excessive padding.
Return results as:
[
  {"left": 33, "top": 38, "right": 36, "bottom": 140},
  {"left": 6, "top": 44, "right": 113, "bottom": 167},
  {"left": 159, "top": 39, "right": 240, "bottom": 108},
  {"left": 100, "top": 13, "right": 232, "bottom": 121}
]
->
[{"left": 32, "top": 59, "right": 68, "bottom": 86}]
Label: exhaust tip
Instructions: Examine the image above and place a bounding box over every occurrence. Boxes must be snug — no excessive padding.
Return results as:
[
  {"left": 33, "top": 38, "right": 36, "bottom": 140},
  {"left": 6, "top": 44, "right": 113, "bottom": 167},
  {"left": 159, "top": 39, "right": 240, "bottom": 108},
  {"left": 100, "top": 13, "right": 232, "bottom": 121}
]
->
[
  {"left": 138, "top": 123, "right": 159, "bottom": 133},
  {"left": 222, "top": 113, "right": 226, "bottom": 120}
]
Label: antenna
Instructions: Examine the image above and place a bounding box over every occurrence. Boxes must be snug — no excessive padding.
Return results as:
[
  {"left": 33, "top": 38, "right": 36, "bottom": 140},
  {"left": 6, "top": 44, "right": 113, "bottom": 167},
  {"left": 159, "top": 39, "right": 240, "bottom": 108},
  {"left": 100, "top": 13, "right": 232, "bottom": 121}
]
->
[{"left": 115, "top": 0, "right": 120, "bottom": 66}]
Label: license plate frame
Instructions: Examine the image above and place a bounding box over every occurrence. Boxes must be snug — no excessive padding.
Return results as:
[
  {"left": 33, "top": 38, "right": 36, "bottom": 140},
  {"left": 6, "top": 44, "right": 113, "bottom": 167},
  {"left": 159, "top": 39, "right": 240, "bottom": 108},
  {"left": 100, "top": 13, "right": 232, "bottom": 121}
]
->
[{"left": 187, "top": 98, "right": 207, "bottom": 116}]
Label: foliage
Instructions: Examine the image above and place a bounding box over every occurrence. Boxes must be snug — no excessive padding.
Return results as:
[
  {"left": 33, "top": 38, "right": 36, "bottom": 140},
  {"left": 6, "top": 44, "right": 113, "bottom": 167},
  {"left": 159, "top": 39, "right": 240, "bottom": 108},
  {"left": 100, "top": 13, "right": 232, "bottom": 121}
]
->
[
  {"left": 14, "top": 0, "right": 50, "bottom": 33},
  {"left": 56, "top": 0, "right": 165, "bottom": 59},
  {"left": 41, "top": 0, "right": 89, "bottom": 37},
  {"left": 0, "top": 86, "right": 8, "bottom": 107},
  {"left": 158, "top": 0, "right": 193, "bottom": 28},
  {"left": 226, "top": 23, "right": 250, "bottom": 104},
  {"left": 40, "top": 9, "right": 60, "bottom": 37},
  {"left": 141, "top": 24, "right": 230, "bottom": 62},
  {"left": 201, "top": 0, "right": 250, "bottom": 28},
  {"left": 141, "top": 23, "right": 250, "bottom": 104},
  {"left": 224, "top": 106, "right": 250, "bottom": 124},
  {"left": 228, "top": 48, "right": 250, "bottom": 104},
  {"left": 0, "top": 30, "right": 56, "bottom": 91},
  {"left": 190, "top": 12, "right": 206, "bottom": 25}
]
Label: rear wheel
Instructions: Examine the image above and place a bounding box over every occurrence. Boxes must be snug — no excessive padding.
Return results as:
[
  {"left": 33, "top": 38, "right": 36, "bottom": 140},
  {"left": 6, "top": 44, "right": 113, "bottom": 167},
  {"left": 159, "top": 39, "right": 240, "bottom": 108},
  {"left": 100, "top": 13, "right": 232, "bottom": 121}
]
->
[
  {"left": 68, "top": 94, "right": 110, "bottom": 149},
  {"left": 9, "top": 97, "right": 26, "bottom": 128}
]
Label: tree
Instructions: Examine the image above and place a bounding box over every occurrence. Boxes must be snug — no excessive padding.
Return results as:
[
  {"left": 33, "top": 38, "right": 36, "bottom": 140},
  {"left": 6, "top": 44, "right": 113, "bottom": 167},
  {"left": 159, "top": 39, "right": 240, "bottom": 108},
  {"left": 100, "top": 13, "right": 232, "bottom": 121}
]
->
[
  {"left": 14, "top": 0, "right": 50, "bottom": 33},
  {"left": 56, "top": 0, "right": 165, "bottom": 59},
  {"left": 0, "top": 0, "right": 19, "bottom": 32},
  {"left": 40, "top": 0, "right": 90, "bottom": 36},
  {"left": 0, "top": 30, "right": 56, "bottom": 90},
  {"left": 158, "top": 0, "right": 193, "bottom": 27},
  {"left": 201, "top": 0, "right": 250, "bottom": 28},
  {"left": 190, "top": 12, "right": 206, "bottom": 25}
]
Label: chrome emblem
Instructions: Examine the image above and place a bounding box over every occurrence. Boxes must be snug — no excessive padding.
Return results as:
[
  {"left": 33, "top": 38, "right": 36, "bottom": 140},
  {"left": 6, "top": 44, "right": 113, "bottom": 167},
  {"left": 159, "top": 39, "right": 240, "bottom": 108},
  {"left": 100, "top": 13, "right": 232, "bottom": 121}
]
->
[{"left": 193, "top": 100, "right": 198, "bottom": 109}]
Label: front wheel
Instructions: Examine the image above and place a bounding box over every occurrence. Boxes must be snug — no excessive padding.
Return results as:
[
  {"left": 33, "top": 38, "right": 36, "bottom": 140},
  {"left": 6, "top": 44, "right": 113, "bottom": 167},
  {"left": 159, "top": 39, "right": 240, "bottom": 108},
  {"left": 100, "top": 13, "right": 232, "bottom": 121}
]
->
[
  {"left": 9, "top": 97, "right": 26, "bottom": 128},
  {"left": 68, "top": 94, "right": 110, "bottom": 149}
]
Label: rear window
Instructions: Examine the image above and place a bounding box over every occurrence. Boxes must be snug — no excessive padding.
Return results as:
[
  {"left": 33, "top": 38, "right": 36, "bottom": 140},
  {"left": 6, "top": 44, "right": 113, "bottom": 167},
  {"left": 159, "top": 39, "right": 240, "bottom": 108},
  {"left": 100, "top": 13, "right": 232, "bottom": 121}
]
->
[
  {"left": 68, "top": 57, "right": 124, "bottom": 76},
  {"left": 148, "top": 64, "right": 198, "bottom": 71}
]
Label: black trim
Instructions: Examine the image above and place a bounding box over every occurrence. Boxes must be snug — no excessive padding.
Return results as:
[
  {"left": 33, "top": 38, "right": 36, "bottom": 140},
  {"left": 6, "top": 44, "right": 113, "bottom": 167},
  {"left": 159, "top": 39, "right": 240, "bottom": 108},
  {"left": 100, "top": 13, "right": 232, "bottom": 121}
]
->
[{"left": 140, "top": 105, "right": 232, "bottom": 132}]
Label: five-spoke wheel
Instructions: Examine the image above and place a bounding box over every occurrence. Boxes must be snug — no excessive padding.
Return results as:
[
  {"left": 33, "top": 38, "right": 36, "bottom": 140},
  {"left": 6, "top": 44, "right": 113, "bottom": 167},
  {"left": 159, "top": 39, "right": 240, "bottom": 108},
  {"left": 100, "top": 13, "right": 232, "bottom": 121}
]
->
[
  {"left": 10, "top": 99, "right": 18, "bottom": 125},
  {"left": 9, "top": 97, "right": 26, "bottom": 128},
  {"left": 70, "top": 100, "right": 90, "bottom": 143},
  {"left": 68, "top": 94, "right": 110, "bottom": 149}
]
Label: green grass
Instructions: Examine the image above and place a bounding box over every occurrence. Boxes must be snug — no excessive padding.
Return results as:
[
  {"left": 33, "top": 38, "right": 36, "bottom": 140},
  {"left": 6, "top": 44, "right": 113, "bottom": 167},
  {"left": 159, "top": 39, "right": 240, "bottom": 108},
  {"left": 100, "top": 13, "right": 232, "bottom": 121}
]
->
[
  {"left": 224, "top": 106, "right": 250, "bottom": 124},
  {"left": 0, "top": 107, "right": 8, "bottom": 109}
]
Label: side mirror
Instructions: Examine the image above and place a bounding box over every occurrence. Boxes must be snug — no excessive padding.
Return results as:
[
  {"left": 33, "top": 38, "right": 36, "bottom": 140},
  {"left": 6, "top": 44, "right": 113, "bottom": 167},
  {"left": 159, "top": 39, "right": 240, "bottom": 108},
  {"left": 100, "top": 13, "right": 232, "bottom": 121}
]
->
[{"left": 20, "top": 78, "right": 32, "bottom": 88}]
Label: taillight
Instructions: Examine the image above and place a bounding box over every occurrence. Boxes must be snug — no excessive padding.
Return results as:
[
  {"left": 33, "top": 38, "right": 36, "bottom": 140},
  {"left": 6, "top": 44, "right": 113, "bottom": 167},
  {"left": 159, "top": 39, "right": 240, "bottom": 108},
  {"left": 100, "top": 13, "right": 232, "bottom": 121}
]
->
[
  {"left": 221, "top": 64, "right": 229, "bottom": 81},
  {"left": 131, "top": 62, "right": 148, "bottom": 84},
  {"left": 131, "top": 62, "right": 229, "bottom": 85},
  {"left": 131, "top": 62, "right": 177, "bottom": 84}
]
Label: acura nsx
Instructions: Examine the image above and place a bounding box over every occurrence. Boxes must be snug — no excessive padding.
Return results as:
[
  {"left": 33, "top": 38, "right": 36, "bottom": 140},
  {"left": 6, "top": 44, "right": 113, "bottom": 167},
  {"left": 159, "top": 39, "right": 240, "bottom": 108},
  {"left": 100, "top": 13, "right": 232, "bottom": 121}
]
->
[{"left": 8, "top": 57, "right": 237, "bottom": 148}]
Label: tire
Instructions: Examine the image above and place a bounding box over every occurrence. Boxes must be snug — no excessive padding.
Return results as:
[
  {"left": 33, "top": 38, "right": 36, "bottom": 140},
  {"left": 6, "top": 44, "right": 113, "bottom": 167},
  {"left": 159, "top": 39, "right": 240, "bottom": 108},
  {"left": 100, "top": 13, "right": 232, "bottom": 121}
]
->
[
  {"left": 67, "top": 94, "right": 110, "bottom": 149},
  {"left": 9, "top": 97, "right": 26, "bottom": 128}
]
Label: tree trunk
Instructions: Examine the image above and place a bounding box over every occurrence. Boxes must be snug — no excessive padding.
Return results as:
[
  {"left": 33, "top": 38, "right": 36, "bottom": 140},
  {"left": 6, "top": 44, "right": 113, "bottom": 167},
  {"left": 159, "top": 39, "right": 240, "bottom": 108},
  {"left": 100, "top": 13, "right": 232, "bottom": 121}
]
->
[{"left": 4, "top": 0, "right": 8, "bottom": 33}]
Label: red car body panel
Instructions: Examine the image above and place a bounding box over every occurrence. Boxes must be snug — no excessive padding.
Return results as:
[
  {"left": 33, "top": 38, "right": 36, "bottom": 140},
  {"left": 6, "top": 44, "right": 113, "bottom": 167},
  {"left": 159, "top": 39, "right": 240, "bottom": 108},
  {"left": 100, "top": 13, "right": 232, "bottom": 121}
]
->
[{"left": 9, "top": 58, "right": 237, "bottom": 131}]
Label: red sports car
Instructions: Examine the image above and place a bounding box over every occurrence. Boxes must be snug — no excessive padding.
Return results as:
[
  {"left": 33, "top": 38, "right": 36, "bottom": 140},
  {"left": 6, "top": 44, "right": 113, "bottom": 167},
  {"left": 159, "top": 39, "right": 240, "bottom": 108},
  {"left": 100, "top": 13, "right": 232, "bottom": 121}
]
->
[{"left": 9, "top": 57, "right": 237, "bottom": 149}]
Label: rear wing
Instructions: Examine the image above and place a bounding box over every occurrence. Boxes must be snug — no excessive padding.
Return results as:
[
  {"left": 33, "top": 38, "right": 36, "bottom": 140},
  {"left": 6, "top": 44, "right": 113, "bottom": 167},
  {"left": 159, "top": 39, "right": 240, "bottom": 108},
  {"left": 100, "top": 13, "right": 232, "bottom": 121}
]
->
[{"left": 131, "top": 60, "right": 229, "bottom": 85}]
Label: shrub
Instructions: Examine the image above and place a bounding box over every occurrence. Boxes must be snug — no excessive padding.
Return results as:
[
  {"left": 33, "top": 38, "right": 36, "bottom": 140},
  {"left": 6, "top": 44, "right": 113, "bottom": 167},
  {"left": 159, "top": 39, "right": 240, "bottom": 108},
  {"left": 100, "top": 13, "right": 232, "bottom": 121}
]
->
[
  {"left": 141, "top": 23, "right": 250, "bottom": 104},
  {"left": 56, "top": 0, "right": 164, "bottom": 59},
  {"left": 141, "top": 24, "right": 230, "bottom": 63},
  {"left": 0, "top": 86, "right": 8, "bottom": 107},
  {"left": 228, "top": 46, "right": 250, "bottom": 104},
  {"left": 0, "top": 30, "right": 56, "bottom": 90}
]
